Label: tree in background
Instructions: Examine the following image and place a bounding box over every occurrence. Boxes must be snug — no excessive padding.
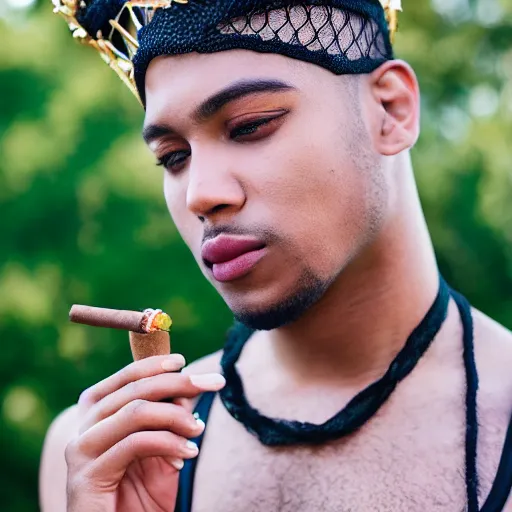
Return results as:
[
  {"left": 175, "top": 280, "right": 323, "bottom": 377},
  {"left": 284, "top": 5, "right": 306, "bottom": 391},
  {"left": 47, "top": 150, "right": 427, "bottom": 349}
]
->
[{"left": 0, "top": 1, "right": 511, "bottom": 510}]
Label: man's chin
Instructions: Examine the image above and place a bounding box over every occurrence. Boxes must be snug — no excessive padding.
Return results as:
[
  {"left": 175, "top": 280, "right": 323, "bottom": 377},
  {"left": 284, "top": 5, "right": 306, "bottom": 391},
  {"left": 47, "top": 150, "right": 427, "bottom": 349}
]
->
[
  {"left": 230, "top": 273, "right": 328, "bottom": 331},
  {"left": 233, "top": 308, "right": 297, "bottom": 331}
]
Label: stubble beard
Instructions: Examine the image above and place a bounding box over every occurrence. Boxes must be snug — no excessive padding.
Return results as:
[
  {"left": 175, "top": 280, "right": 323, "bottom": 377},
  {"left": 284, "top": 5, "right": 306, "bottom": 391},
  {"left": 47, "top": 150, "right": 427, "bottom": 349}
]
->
[{"left": 233, "top": 267, "right": 332, "bottom": 331}]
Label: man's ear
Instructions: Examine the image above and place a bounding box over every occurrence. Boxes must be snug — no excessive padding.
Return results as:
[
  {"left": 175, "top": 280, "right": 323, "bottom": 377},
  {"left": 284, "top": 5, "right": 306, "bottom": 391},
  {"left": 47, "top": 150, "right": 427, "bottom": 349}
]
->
[{"left": 366, "top": 60, "right": 420, "bottom": 156}]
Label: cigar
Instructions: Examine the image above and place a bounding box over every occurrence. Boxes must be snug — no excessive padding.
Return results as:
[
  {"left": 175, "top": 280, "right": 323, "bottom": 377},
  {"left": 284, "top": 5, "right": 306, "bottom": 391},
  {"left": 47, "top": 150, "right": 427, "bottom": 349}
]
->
[
  {"left": 70, "top": 305, "right": 171, "bottom": 334},
  {"left": 69, "top": 305, "right": 172, "bottom": 361}
]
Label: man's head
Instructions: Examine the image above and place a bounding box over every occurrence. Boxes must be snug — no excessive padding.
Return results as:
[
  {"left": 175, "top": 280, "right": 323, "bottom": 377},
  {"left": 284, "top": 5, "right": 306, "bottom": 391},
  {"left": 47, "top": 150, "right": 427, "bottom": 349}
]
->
[
  {"left": 54, "top": 0, "right": 418, "bottom": 330},
  {"left": 143, "top": 50, "right": 419, "bottom": 330}
]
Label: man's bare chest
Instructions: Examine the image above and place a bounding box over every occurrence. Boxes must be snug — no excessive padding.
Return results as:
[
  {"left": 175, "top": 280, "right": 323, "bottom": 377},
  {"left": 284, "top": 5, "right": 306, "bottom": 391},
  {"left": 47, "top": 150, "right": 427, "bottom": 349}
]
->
[{"left": 190, "top": 394, "right": 505, "bottom": 512}]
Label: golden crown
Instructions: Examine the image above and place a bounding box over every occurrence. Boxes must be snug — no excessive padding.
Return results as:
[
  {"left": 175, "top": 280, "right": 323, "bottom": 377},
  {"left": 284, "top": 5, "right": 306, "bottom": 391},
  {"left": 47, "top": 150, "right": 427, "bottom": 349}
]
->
[{"left": 52, "top": 0, "right": 402, "bottom": 106}]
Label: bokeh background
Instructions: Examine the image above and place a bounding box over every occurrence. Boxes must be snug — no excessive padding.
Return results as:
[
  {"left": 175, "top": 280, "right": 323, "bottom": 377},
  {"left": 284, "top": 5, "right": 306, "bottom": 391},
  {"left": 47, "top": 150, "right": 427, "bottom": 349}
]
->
[{"left": 1, "top": 0, "right": 511, "bottom": 509}]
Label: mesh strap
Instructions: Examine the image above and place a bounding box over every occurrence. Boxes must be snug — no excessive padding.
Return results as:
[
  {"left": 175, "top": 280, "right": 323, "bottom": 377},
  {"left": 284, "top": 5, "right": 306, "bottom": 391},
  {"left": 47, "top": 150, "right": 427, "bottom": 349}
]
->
[{"left": 218, "top": 4, "right": 387, "bottom": 61}]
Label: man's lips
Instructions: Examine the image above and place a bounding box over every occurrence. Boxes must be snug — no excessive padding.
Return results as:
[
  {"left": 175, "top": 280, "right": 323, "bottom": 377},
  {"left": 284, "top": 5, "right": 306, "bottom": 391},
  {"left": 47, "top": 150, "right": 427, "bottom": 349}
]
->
[{"left": 201, "top": 235, "right": 267, "bottom": 282}]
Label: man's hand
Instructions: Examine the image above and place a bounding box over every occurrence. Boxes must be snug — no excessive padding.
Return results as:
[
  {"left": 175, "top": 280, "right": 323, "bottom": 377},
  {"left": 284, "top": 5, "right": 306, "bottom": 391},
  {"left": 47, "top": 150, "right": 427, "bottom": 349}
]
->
[{"left": 64, "top": 354, "right": 225, "bottom": 512}]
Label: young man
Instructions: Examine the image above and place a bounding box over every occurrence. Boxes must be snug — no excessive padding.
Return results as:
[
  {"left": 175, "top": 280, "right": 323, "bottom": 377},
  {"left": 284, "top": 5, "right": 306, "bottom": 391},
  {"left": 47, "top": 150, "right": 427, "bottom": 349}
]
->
[{"left": 40, "top": 1, "right": 512, "bottom": 511}]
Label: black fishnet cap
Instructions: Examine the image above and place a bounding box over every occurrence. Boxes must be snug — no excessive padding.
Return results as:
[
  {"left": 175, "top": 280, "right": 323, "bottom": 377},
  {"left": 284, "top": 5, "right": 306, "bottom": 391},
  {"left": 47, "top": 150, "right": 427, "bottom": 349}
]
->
[
  {"left": 133, "top": 0, "right": 393, "bottom": 105},
  {"left": 72, "top": 0, "right": 394, "bottom": 105}
]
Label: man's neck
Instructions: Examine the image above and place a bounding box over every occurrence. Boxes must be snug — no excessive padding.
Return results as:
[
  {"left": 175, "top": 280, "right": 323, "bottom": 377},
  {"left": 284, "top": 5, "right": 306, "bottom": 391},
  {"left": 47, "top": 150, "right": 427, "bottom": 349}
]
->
[{"left": 264, "top": 161, "right": 440, "bottom": 386}]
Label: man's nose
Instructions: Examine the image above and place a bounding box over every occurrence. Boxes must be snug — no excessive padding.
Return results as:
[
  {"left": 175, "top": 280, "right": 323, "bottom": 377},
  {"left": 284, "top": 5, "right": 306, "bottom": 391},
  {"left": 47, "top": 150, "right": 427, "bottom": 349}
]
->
[{"left": 185, "top": 152, "right": 246, "bottom": 221}]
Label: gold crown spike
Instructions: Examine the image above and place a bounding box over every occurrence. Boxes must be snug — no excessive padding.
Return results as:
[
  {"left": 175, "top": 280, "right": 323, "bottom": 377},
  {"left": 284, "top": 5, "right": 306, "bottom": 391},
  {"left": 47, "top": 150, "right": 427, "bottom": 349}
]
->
[
  {"left": 52, "top": 0, "right": 188, "bottom": 105},
  {"left": 109, "top": 19, "right": 140, "bottom": 56},
  {"left": 380, "top": 0, "right": 402, "bottom": 43}
]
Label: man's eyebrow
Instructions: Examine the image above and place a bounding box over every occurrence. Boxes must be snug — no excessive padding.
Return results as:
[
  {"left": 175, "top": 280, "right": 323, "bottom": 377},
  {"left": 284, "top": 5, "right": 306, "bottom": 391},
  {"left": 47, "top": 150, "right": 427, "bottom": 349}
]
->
[
  {"left": 142, "top": 123, "right": 176, "bottom": 145},
  {"left": 193, "top": 79, "right": 295, "bottom": 123},
  {"left": 142, "top": 79, "right": 295, "bottom": 144}
]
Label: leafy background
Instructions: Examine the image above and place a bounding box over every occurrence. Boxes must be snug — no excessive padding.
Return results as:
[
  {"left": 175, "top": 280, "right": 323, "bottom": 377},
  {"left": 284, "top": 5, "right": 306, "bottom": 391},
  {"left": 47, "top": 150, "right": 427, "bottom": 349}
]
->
[{"left": 0, "top": 0, "right": 511, "bottom": 509}]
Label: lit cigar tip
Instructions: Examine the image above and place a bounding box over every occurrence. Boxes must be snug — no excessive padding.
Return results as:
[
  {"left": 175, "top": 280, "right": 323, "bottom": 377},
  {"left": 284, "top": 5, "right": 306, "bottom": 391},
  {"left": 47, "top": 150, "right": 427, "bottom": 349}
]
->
[{"left": 143, "top": 309, "right": 172, "bottom": 333}]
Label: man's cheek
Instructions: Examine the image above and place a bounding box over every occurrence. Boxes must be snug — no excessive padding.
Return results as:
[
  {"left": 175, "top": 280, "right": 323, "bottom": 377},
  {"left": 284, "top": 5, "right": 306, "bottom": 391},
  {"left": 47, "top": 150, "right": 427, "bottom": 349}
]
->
[
  {"left": 165, "top": 201, "right": 195, "bottom": 248},
  {"left": 175, "top": 217, "right": 198, "bottom": 251}
]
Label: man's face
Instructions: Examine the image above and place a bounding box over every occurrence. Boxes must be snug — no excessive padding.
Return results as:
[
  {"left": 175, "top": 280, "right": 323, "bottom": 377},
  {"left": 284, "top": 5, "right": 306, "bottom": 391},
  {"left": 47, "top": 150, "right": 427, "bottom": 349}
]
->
[{"left": 144, "top": 50, "right": 387, "bottom": 330}]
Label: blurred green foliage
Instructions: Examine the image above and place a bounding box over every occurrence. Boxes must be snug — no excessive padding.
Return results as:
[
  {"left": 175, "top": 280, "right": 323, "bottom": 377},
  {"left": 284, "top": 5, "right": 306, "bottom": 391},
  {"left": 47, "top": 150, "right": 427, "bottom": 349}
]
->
[{"left": 0, "top": 0, "right": 511, "bottom": 510}]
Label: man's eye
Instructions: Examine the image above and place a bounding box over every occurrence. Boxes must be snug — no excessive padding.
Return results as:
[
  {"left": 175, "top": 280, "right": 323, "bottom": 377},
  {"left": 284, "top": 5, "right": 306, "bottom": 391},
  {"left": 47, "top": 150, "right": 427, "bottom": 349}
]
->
[
  {"left": 156, "top": 150, "right": 190, "bottom": 172},
  {"left": 230, "top": 112, "right": 288, "bottom": 141}
]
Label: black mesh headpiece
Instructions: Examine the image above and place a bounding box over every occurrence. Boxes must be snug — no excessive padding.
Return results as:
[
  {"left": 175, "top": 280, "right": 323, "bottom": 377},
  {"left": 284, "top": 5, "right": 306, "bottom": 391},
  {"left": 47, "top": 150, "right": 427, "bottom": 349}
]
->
[
  {"left": 54, "top": 0, "right": 399, "bottom": 106},
  {"left": 133, "top": 0, "right": 393, "bottom": 103}
]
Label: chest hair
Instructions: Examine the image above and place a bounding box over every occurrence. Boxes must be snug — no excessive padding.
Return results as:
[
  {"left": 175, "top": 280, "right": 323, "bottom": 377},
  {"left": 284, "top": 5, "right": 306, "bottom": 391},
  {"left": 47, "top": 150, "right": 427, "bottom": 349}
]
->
[{"left": 191, "top": 382, "right": 507, "bottom": 512}]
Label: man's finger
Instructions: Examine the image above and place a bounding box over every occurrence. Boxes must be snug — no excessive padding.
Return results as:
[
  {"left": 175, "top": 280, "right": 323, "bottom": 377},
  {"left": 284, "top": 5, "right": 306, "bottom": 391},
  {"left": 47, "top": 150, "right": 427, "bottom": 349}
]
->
[
  {"left": 77, "top": 400, "right": 205, "bottom": 457},
  {"left": 87, "top": 431, "right": 199, "bottom": 482},
  {"left": 78, "top": 354, "right": 187, "bottom": 413}
]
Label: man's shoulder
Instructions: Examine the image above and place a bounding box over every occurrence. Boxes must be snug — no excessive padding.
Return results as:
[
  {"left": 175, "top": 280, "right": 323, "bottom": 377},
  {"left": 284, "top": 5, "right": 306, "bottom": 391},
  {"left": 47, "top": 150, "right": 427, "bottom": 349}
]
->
[
  {"left": 473, "top": 308, "right": 512, "bottom": 396},
  {"left": 473, "top": 307, "right": 512, "bottom": 341},
  {"left": 472, "top": 308, "right": 512, "bottom": 496},
  {"left": 39, "top": 405, "right": 79, "bottom": 511}
]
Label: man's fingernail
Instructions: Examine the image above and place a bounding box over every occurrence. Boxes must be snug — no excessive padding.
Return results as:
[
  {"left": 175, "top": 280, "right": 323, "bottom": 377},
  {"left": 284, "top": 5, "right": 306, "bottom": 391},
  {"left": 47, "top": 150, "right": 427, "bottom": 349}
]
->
[
  {"left": 171, "top": 459, "right": 184, "bottom": 471},
  {"left": 189, "top": 373, "right": 226, "bottom": 389},
  {"left": 185, "top": 440, "right": 199, "bottom": 454},
  {"left": 161, "top": 354, "right": 186, "bottom": 371}
]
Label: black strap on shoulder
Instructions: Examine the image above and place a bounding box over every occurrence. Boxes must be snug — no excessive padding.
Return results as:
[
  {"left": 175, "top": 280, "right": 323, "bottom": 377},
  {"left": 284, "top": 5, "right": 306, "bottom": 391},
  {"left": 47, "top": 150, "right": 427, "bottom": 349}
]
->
[
  {"left": 480, "top": 411, "right": 512, "bottom": 512},
  {"left": 450, "top": 289, "right": 480, "bottom": 511},
  {"left": 176, "top": 391, "right": 216, "bottom": 512}
]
